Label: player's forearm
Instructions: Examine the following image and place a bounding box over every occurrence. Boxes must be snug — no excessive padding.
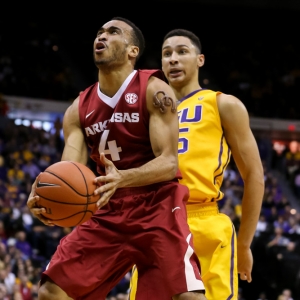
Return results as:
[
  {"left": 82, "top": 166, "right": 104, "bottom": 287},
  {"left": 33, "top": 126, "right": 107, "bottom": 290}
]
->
[
  {"left": 118, "top": 155, "right": 178, "bottom": 187},
  {"left": 237, "top": 175, "right": 264, "bottom": 248},
  {"left": 61, "top": 143, "right": 88, "bottom": 165}
]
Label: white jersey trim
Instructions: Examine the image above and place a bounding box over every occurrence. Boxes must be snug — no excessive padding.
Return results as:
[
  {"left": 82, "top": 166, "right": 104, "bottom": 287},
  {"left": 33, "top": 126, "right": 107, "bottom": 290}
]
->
[
  {"left": 185, "top": 233, "right": 205, "bottom": 291},
  {"left": 97, "top": 70, "right": 137, "bottom": 109}
]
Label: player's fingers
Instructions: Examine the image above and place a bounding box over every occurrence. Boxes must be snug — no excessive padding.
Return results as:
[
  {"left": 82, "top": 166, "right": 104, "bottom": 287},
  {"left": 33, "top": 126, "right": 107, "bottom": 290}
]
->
[
  {"left": 30, "top": 210, "right": 54, "bottom": 226},
  {"left": 246, "top": 272, "right": 252, "bottom": 283},
  {"left": 100, "top": 153, "right": 113, "bottom": 166},
  {"left": 29, "top": 208, "right": 55, "bottom": 226},
  {"left": 239, "top": 272, "right": 252, "bottom": 283},
  {"left": 94, "top": 180, "right": 114, "bottom": 195},
  {"left": 32, "top": 173, "right": 41, "bottom": 189},
  {"left": 30, "top": 207, "right": 45, "bottom": 215},
  {"left": 94, "top": 176, "right": 107, "bottom": 185},
  {"left": 29, "top": 174, "right": 41, "bottom": 199},
  {"left": 39, "top": 217, "right": 55, "bottom": 227},
  {"left": 27, "top": 196, "right": 40, "bottom": 208},
  {"left": 97, "top": 190, "right": 115, "bottom": 208},
  {"left": 37, "top": 216, "right": 55, "bottom": 226}
]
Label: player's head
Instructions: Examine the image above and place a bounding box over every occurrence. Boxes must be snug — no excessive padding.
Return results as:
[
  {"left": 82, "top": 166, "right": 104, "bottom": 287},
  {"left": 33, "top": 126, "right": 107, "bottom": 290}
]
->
[
  {"left": 94, "top": 17, "right": 145, "bottom": 68},
  {"left": 111, "top": 17, "right": 145, "bottom": 60},
  {"left": 164, "top": 29, "right": 202, "bottom": 54},
  {"left": 161, "top": 29, "right": 204, "bottom": 88}
]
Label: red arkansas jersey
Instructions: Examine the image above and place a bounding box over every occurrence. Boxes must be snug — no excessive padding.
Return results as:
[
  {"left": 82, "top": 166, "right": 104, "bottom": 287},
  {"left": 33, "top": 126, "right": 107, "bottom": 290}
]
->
[{"left": 79, "top": 69, "right": 166, "bottom": 176}]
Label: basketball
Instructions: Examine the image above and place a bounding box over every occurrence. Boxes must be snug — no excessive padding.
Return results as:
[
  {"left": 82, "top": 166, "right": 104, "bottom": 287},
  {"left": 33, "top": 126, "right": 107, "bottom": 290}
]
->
[{"left": 35, "top": 161, "right": 99, "bottom": 227}]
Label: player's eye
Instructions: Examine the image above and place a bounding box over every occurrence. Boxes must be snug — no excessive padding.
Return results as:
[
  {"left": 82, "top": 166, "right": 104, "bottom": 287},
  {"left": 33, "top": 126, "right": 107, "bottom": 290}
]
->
[{"left": 109, "top": 28, "right": 120, "bottom": 35}]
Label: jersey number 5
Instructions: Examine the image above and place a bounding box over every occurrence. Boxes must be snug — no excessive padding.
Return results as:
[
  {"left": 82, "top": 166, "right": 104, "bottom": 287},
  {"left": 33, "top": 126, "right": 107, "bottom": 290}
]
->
[
  {"left": 178, "top": 105, "right": 202, "bottom": 154},
  {"left": 178, "top": 128, "right": 189, "bottom": 154}
]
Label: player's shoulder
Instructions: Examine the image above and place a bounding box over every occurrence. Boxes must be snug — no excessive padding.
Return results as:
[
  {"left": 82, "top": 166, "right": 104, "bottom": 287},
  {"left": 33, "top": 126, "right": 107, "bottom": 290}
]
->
[
  {"left": 138, "top": 69, "right": 165, "bottom": 82},
  {"left": 80, "top": 82, "right": 98, "bottom": 96},
  {"left": 65, "top": 96, "right": 80, "bottom": 120},
  {"left": 217, "top": 92, "right": 249, "bottom": 123},
  {"left": 216, "top": 92, "right": 246, "bottom": 110},
  {"left": 138, "top": 68, "right": 164, "bottom": 76},
  {"left": 147, "top": 74, "right": 172, "bottom": 95}
]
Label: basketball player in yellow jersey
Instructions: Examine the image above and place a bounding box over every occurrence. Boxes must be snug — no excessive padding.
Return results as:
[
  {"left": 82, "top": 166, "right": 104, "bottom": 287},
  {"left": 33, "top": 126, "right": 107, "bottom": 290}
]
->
[{"left": 129, "top": 29, "right": 265, "bottom": 300}]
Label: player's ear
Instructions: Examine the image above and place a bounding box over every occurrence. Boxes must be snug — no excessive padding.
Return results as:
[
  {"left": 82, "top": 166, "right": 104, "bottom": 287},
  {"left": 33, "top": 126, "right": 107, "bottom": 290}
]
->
[
  {"left": 129, "top": 45, "right": 139, "bottom": 59},
  {"left": 197, "top": 54, "right": 205, "bottom": 67}
]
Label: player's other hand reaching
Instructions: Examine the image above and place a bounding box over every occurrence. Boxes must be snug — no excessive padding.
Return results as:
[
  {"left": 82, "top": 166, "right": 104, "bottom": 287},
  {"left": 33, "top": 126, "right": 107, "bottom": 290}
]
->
[
  {"left": 26, "top": 175, "right": 55, "bottom": 226},
  {"left": 94, "top": 153, "right": 122, "bottom": 208}
]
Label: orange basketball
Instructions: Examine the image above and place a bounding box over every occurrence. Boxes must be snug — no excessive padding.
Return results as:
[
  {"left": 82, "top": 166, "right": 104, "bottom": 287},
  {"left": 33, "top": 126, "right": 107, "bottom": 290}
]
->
[{"left": 35, "top": 161, "right": 99, "bottom": 227}]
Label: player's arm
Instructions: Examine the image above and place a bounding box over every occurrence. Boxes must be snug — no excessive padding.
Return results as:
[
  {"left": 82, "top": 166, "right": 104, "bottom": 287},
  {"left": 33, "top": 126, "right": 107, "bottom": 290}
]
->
[
  {"left": 61, "top": 97, "right": 88, "bottom": 164},
  {"left": 95, "top": 77, "right": 179, "bottom": 207},
  {"left": 218, "top": 93, "right": 265, "bottom": 282},
  {"left": 27, "top": 97, "right": 89, "bottom": 225},
  {"left": 137, "top": 76, "right": 179, "bottom": 183}
]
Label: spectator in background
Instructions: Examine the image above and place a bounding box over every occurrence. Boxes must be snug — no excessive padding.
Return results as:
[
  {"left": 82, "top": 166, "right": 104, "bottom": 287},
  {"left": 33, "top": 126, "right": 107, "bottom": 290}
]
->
[
  {"left": 15, "top": 271, "right": 33, "bottom": 300},
  {"left": 284, "top": 141, "right": 300, "bottom": 185},
  {"left": 294, "top": 170, "right": 300, "bottom": 198},
  {"left": 276, "top": 242, "right": 300, "bottom": 295},
  {"left": 0, "top": 156, "right": 7, "bottom": 182},
  {"left": 22, "top": 160, "right": 40, "bottom": 182},
  {"left": 257, "top": 292, "right": 268, "bottom": 300},
  {"left": 7, "top": 163, "right": 25, "bottom": 187},
  {"left": 15, "top": 231, "right": 32, "bottom": 261},
  {"left": 0, "top": 263, "right": 16, "bottom": 297},
  {"left": 267, "top": 226, "right": 290, "bottom": 249},
  {"left": 278, "top": 288, "right": 294, "bottom": 300},
  {"left": 0, "top": 283, "right": 9, "bottom": 300},
  {"left": 21, "top": 143, "right": 34, "bottom": 163},
  {"left": 255, "top": 214, "right": 270, "bottom": 237},
  {"left": 274, "top": 215, "right": 291, "bottom": 234}
]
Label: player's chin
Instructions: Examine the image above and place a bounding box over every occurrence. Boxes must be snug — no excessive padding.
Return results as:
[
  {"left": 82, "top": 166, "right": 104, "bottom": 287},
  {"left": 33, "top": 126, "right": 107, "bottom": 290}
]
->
[{"left": 168, "top": 77, "right": 185, "bottom": 87}]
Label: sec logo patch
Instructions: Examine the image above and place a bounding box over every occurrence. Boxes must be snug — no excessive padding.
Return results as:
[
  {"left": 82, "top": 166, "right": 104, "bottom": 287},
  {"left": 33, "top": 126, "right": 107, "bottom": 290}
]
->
[{"left": 125, "top": 93, "right": 138, "bottom": 104}]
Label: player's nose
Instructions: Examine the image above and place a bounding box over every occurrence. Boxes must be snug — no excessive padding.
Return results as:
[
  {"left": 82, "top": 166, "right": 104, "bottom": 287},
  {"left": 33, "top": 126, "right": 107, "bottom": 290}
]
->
[
  {"left": 170, "top": 53, "right": 179, "bottom": 64},
  {"left": 98, "top": 32, "right": 108, "bottom": 41}
]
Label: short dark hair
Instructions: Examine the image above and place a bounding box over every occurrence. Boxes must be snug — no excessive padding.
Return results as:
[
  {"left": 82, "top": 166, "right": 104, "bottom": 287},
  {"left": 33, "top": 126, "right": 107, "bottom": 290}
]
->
[
  {"left": 163, "top": 29, "right": 202, "bottom": 54},
  {"left": 112, "top": 17, "right": 145, "bottom": 61}
]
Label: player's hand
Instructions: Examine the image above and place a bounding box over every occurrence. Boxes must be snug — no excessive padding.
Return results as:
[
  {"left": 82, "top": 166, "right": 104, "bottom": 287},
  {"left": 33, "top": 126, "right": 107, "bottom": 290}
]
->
[
  {"left": 237, "top": 246, "right": 253, "bottom": 283},
  {"left": 27, "top": 175, "right": 55, "bottom": 226},
  {"left": 94, "top": 153, "right": 122, "bottom": 208}
]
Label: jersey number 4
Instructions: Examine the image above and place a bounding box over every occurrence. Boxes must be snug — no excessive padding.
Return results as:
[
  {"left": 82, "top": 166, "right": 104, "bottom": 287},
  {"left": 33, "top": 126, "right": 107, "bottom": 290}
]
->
[{"left": 98, "top": 130, "right": 122, "bottom": 161}]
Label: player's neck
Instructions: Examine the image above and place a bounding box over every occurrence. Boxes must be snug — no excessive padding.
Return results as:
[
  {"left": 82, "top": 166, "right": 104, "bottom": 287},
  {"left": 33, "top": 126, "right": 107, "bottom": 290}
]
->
[
  {"left": 98, "top": 66, "right": 135, "bottom": 98},
  {"left": 171, "top": 82, "right": 202, "bottom": 101}
]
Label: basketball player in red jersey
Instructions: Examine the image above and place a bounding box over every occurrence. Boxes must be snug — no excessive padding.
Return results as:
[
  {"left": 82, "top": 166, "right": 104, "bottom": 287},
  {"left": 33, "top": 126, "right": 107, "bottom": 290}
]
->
[{"left": 26, "top": 17, "right": 206, "bottom": 300}]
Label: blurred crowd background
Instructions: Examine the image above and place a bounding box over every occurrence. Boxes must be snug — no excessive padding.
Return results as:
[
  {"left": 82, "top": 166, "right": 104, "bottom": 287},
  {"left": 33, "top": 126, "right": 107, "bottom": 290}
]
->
[{"left": 1, "top": 1, "right": 300, "bottom": 299}]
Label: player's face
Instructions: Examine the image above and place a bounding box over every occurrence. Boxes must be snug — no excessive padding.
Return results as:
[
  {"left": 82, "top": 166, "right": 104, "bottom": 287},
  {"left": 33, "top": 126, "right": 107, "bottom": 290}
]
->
[
  {"left": 161, "top": 36, "right": 204, "bottom": 87},
  {"left": 93, "top": 20, "right": 133, "bottom": 67}
]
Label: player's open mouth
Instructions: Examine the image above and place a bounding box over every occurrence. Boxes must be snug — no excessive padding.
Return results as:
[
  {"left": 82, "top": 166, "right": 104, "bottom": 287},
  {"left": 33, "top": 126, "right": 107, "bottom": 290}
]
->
[
  {"left": 169, "top": 70, "right": 182, "bottom": 77},
  {"left": 95, "top": 42, "right": 106, "bottom": 52}
]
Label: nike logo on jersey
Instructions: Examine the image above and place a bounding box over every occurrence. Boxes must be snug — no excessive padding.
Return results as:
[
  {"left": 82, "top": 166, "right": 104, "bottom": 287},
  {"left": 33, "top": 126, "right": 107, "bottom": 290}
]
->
[
  {"left": 86, "top": 110, "right": 95, "bottom": 119},
  {"left": 172, "top": 207, "right": 181, "bottom": 213},
  {"left": 37, "top": 181, "right": 60, "bottom": 188},
  {"left": 198, "top": 96, "right": 204, "bottom": 100},
  {"left": 221, "top": 245, "right": 226, "bottom": 248}
]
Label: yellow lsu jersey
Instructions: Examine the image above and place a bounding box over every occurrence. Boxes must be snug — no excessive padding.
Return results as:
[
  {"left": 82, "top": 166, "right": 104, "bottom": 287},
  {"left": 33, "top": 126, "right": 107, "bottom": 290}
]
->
[{"left": 178, "top": 89, "right": 231, "bottom": 204}]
